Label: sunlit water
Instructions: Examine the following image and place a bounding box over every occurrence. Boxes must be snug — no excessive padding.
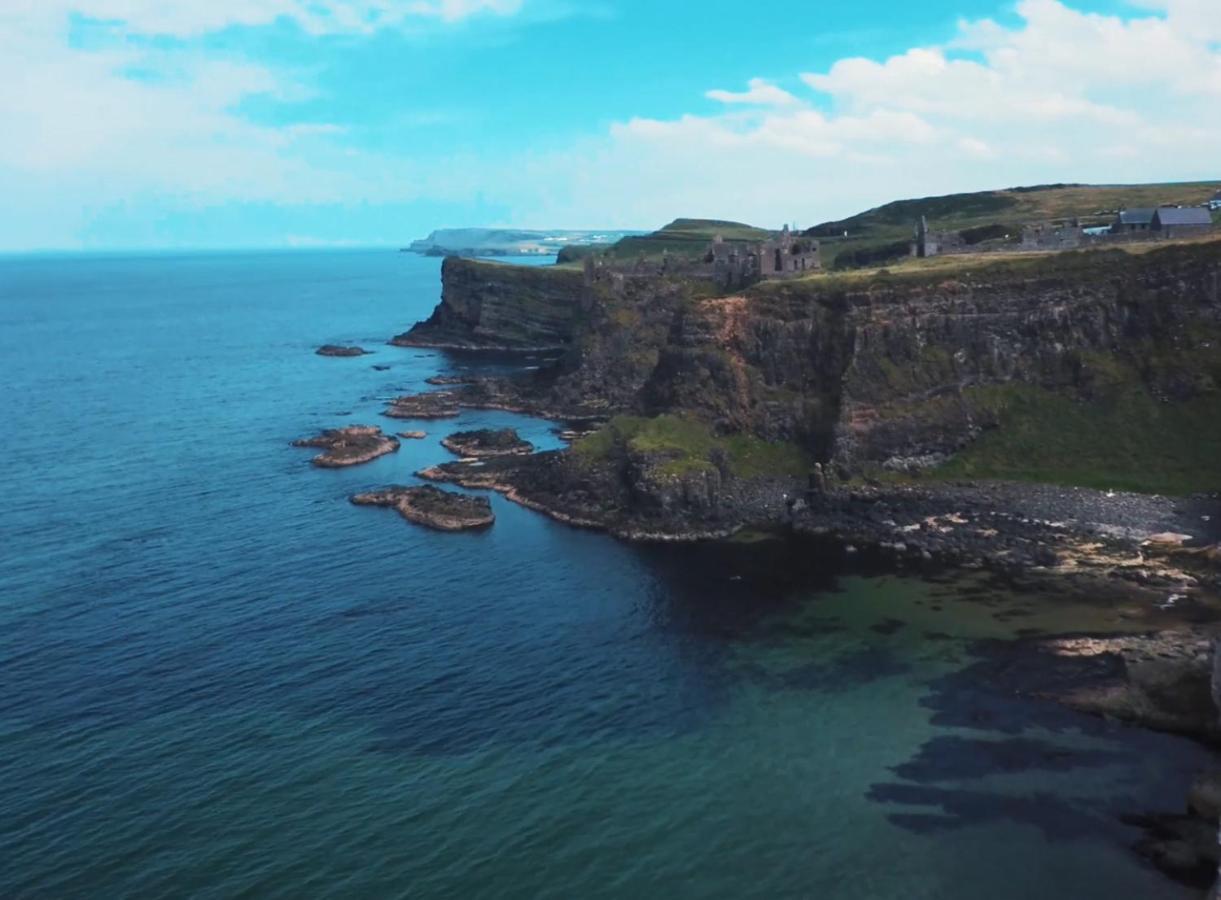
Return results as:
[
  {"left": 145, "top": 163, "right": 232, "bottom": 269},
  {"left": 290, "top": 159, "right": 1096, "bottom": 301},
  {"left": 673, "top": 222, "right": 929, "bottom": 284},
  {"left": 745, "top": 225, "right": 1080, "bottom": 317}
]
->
[{"left": 0, "top": 249, "right": 1209, "bottom": 898}]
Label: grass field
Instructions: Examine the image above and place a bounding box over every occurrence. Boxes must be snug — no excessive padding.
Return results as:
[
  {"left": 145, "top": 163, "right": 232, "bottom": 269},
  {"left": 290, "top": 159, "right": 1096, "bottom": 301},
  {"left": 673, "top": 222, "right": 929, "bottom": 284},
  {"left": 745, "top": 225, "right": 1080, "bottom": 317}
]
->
[
  {"left": 597, "top": 218, "right": 774, "bottom": 262},
  {"left": 568, "top": 182, "right": 1218, "bottom": 272},
  {"left": 810, "top": 181, "right": 1220, "bottom": 268}
]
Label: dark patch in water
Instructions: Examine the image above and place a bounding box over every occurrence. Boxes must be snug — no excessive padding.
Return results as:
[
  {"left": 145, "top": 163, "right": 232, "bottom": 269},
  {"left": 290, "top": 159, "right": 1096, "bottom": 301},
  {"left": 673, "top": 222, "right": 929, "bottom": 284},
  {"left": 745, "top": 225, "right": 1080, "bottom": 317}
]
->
[
  {"left": 776, "top": 647, "right": 913, "bottom": 691},
  {"left": 892, "top": 736, "right": 1124, "bottom": 782},
  {"left": 871, "top": 618, "right": 906, "bottom": 635},
  {"left": 868, "top": 783, "right": 1107, "bottom": 840}
]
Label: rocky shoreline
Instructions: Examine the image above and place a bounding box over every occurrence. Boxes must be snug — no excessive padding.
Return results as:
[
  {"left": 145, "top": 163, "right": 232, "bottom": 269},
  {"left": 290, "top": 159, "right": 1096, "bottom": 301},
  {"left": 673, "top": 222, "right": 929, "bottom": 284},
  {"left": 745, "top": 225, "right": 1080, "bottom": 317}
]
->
[
  {"left": 292, "top": 425, "right": 399, "bottom": 468},
  {"left": 322, "top": 239, "right": 1221, "bottom": 893}
]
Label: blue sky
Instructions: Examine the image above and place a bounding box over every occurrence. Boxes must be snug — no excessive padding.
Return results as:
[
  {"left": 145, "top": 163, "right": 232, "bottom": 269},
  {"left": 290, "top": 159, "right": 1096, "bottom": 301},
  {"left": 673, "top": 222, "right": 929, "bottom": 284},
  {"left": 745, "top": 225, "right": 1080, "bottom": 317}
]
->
[{"left": 0, "top": 0, "right": 1217, "bottom": 250}]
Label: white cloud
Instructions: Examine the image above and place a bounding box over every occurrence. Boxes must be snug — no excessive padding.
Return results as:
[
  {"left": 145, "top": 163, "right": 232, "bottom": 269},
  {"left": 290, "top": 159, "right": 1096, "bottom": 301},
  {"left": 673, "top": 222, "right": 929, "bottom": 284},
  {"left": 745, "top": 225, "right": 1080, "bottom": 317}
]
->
[
  {"left": 498, "top": 0, "right": 1221, "bottom": 231},
  {"left": 2, "top": 0, "right": 522, "bottom": 39},
  {"left": 0, "top": 0, "right": 518, "bottom": 246},
  {"left": 2, "top": 0, "right": 1220, "bottom": 249},
  {"left": 706, "top": 78, "right": 801, "bottom": 108}
]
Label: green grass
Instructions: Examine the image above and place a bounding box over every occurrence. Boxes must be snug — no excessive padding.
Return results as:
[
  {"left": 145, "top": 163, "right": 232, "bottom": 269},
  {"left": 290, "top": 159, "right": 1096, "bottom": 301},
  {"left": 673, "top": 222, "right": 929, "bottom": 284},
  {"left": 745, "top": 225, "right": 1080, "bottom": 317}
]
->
[
  {"left": 744, "top": 236, "right": 1221, "bottom": 300},
  {"left": 574, "top": 414, "right": 812, "bottom": 479},
  {"left": 598, "top": 218, "right": 774, "bottom": 262},
  {"left": 933, "top": 384, "right": 1221, "bottom": 495},
  {"left": 809, "top": 181, "right": 1220, "bottom": 269}
]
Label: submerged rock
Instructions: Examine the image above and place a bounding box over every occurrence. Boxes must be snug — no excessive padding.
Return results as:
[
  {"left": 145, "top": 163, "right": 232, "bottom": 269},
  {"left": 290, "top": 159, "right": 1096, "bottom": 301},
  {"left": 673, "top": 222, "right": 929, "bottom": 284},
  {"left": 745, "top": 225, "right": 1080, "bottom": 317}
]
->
[
  {"left": 1127, "top": 811, "right": 1221, "bottom": 890},
  {"left": 316, "top": 344, "right": 370, "bottom": 357},
  {"left": 441, "top": 428, "right": 534, "bottom": 459},
  {"left": 1042, "top": 630, "right": 1221, "bottom": 740},
  {"left": 292, "top": 426, "right": 399, "bottom": 468},
  {"left": 351, "top": 485, "right": 494, "bottom": 531}
]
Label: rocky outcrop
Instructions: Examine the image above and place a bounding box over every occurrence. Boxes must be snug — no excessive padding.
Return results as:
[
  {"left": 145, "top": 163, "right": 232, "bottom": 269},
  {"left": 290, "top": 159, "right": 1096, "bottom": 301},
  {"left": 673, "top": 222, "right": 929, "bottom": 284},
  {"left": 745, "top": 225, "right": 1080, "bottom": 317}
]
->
[
  {"left": 292, "top": 426, "right": 399, "bottom": 467},
  {"left": 384, "top": 392, "right": 461, "bottom": 420},
  {"left": 398, "top": 431, "right": 428, "bottom": 440},
  {"left": 420, "top": 450, "right": 798, "bottom": 542},
  {"left": 441, "top": 428, "right": 534, "bottom": 458},
  {"left": 316, "top": 345, "right": 370, "bottom": 357},
  {"left": 351, "top": 485, "right": 494, "bottom": 531},
  {"left": 392, "top": 256, "right": 586, "bottom": 351}
]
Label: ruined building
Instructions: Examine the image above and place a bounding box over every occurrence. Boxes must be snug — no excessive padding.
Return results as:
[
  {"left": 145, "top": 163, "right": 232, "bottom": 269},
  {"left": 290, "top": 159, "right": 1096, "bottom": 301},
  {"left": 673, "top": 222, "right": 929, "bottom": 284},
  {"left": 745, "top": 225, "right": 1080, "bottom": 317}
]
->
[
  {"left": 709, "top": 226, "right": 820, "bottom": 289},
  {"left": 911, "top": 216, "right": 939, "bottom": 258}
]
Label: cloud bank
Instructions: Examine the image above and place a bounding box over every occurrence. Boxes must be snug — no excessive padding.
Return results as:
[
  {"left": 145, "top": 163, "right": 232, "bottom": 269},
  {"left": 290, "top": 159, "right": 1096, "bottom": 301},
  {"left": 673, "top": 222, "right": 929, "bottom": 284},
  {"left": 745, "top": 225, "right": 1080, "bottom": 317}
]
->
[
  {"left": 0, "top": 0, "right": 1218, "bottom": 247},
  {"left": 518, "top": 0, "right": 1221, "bottom": 229}
]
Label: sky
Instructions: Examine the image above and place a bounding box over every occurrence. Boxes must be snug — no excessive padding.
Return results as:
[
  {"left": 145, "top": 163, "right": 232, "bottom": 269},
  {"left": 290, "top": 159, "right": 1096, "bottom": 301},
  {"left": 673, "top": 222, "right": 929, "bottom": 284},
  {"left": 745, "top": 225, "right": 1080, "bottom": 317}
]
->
[{"left": 0, "top": 0, "right": 1219, "bottom": 251}]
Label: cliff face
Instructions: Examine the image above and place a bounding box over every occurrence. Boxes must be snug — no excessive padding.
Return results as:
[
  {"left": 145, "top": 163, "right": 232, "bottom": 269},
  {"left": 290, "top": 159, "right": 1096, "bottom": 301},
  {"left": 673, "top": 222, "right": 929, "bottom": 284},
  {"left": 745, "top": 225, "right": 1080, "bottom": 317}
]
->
[
  {"left": 408, "top": 242, "right": 1221, "bottom": 490},
  {"left": 394, "top": 257, "right": 587, "bottom": 351},
  {"left": 799, "top": 247, "right": 1220, "bottom": 472}
]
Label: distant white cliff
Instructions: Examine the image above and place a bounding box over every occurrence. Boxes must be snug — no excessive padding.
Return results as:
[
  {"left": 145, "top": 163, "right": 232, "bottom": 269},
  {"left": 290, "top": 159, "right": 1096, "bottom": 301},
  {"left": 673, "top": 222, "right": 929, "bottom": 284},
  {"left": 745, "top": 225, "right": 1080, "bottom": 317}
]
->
[{"left": 405, "top": 227, "right": 644, "bottom": 257}]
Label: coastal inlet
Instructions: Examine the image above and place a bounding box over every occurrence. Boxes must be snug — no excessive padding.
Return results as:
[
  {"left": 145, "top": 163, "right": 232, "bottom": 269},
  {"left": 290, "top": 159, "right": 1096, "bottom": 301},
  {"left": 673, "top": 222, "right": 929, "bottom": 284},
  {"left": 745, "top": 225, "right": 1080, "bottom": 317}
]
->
[{"left": 1, "top": 249, "right": 1215, "bottom": 900}]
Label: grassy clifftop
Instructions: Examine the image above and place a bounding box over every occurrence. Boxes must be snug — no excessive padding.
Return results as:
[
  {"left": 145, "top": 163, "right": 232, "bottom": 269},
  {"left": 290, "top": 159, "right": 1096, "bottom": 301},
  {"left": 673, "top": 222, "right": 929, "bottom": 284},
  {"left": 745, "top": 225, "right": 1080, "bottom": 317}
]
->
[
  {"left": 589, "top": 218, "right": 774, "bottom": 263},
  {"left": 810, "top": 181, "right": 1220, "bottom": 269}
]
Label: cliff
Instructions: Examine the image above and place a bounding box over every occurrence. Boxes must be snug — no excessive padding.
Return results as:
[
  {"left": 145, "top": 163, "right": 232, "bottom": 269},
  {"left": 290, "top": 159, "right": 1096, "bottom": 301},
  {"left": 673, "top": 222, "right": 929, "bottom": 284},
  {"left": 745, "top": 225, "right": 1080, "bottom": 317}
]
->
[
  {"left": 393, "top": 256, "right": 587, "bottom": 352},
  {"left": 402, "top": 240, "right": 1221, "bottom": 498}
]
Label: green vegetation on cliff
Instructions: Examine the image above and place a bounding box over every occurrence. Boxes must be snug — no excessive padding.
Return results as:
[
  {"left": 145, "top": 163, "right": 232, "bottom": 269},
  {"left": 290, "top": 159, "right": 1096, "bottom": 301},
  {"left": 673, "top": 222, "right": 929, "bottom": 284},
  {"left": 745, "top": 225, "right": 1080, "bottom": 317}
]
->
[
  {"left": 930, "top": 337, "right": 1221, "bottom": 495},
  {"left": 575, "top": 415, "right": 811, "bottom": 478},
  {"left": 597, "top": 218, "right": 773, "bottom": 263},
  {"left": 810, "top": 181, "right": 1219, "bottom": 269},
  {"left": 934, "top": 385, "right": 1221, "bottom": 495}
]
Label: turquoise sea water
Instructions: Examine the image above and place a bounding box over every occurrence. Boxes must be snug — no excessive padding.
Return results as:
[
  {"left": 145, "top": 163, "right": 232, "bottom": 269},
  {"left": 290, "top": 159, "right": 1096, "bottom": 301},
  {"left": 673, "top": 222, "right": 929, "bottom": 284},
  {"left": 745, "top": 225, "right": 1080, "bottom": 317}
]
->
[{"left": 0, "top": 249, "right": 1211, "bottom": 899}]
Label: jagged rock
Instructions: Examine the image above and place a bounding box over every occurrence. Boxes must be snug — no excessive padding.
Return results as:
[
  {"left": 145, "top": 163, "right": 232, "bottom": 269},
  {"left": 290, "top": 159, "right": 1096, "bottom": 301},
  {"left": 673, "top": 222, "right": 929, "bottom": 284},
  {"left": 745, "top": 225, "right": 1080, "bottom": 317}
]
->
[
  {"left": 441, "top": 428, "right": 534, "bottom": 459},
  {"left": 292, "top": 426, "right": 398, "bottom": 468},
  {"left": 351, "top": 485, "right": 494, "bottom": 531},
  {"left": 316, "top": 345, "right": 369, "bottom": 357},
  {"left": 383, "top": 392, "right": 461, "bottom": 420}
]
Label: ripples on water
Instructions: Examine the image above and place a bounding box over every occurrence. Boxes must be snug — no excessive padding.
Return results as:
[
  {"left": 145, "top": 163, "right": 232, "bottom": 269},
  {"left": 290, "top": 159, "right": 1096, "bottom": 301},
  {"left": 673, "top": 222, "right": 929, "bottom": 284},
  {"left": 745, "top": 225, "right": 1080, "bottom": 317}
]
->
[{"left": 0, "top": 250, "right": 1209, "bottom": 898}]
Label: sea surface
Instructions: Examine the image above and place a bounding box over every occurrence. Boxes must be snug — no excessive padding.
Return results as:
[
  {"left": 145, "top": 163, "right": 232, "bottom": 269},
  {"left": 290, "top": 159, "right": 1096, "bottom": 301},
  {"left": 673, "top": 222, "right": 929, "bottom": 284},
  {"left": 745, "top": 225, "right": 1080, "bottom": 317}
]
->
[{"left": 0, "top": 249, "right": 1211, "bottom": 899}]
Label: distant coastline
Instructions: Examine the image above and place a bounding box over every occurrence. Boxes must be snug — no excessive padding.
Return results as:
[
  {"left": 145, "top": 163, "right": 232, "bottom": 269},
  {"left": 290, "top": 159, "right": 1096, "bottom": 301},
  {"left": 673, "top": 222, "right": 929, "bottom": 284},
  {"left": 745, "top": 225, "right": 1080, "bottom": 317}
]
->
[{"left": 403, "top": 227, "right": 644, "bottom": 259}]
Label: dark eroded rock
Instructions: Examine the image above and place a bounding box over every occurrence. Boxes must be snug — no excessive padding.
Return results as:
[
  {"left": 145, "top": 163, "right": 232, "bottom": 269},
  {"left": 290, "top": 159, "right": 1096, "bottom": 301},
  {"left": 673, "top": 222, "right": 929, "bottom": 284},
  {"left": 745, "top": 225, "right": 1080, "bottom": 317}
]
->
[
  {"left": 441, "top": 428, "right": 534, "bottom": 459},
  {"left": 351, "top": 485, "right": 494, "bottom": 531},
  {"left": 316, "top": 344, "right": 370, "bottom": 357},
  {"left": 383, "top": 392, "right": 461, "bottom": 420},
  {"left": 292, "top": 426, "right": 399, "bottom": 468}
]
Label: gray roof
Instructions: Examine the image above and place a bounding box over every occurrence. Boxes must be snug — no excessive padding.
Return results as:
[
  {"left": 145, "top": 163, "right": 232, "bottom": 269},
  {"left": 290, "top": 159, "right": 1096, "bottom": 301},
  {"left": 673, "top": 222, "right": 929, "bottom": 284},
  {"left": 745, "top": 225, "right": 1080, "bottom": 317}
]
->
[
  {"left": 1117, "top": 208, "right": 1155, "bottom": 225},
  {"left": 1154, "top": 207, "right": 1213, "bottom": 227}
]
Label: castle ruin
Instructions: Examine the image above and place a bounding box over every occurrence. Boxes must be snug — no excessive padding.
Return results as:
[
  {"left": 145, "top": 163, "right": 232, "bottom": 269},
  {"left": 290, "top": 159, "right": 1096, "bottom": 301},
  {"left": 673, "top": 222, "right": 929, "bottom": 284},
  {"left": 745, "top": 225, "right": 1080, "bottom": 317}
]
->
[{"left": 709, "top": 226, "right": 820, "bottom": 289}]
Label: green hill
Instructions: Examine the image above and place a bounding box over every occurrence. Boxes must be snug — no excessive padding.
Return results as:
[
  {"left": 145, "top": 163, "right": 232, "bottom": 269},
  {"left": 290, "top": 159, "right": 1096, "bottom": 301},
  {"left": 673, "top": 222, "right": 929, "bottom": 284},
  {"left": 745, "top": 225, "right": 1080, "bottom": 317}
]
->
[
  {"left": 809, "top": 181, "right": 1220, "bottom": 269},
  {"left": 593, "top": 218, "right": 774, "bottom": 262}
]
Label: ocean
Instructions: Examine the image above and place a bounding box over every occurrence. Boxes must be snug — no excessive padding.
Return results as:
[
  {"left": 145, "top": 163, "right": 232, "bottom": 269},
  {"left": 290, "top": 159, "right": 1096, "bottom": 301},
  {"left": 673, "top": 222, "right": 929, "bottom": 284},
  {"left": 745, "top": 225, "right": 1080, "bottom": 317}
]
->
[{"left": 0, "top": 249, "right": 1209, "bottom": 898}]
